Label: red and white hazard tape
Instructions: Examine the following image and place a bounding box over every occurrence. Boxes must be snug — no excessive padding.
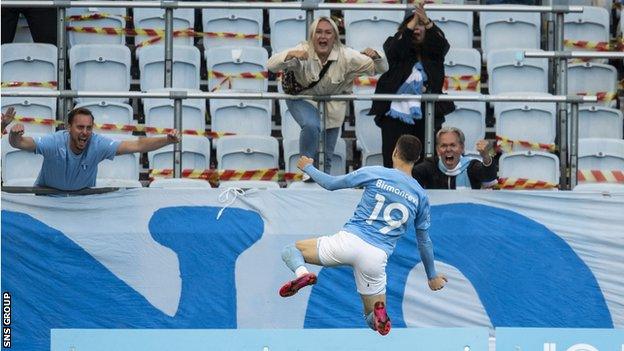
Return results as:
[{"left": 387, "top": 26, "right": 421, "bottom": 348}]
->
[
  {"left": 443, "top": 75, "right": 480, "bottom": 92},
  {"left": 149, "top": 168, "right": 304, "bottom": 184},
  {"left": 496, "top": 177, "right": 558, "bottom": 190},
  {"left": 10, "top": 115, "right": 236, "bottom": 139},
  {"left": 65, "top": 26, "right": 262, "bottom": 48},
  {"left": 577, "top": 169, "right": 624, "bottom": 183},
  {"left": 496, "top": 136, "right": 557, "bottom": 153},
  {"left": 1, "top": 81, "right": 58, "bottom": 88}
]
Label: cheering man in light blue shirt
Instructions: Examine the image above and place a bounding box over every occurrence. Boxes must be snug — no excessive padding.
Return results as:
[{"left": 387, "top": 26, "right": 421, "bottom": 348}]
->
[
  {"left": 279, "top": 135, "right": 447, "bottom": 336},
  {"left": 8, "top": 107, "right": 180, "bottom": 191}
]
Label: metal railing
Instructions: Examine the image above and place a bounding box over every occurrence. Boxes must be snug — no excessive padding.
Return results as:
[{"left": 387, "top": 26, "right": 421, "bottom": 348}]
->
[
  {"left": 524, "top": 50, "right": 624, "bottom": 188},
  {"left": 0, "top": 1, "right": 585, "bottom": 12},
  {"left": 1, "top": 89, "right": 598, "bottom": 189},
  {"left": 2, "top": 1, "right": 614, "bottom": 190},
  {"left": 0, "top": 1, "right": 584, "bottom": 120},
  {"left": 525, "top": 51, "right": 624, "bottom": 60}
]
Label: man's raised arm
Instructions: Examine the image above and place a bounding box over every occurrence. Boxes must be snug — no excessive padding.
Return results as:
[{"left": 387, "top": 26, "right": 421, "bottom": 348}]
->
[{"left": 116, "top": 129, "right": 180, "bottom": 155}]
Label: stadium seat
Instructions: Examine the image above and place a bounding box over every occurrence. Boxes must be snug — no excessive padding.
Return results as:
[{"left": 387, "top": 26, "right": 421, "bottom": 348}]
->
[
  {"left": 216, "top": 135, "right": 279, "bottom": 170},
  {"left": 1, "top": 96, "right": 56, "bottom": 133},
  {"left": 148, "top": 135, "right": 211, "bottom": 171},
  {"left": 74, "top": 101, "right": 134, "bottom": 134},
  {"left": 138, "top": 45, "right": 201, "bottom": 91},
  {"left": 343, "top": 10, "right": 404, "bottom": 52},
  {"left": 578, "top": 106, "right": 623, "bottom": 139},
  {"left": 283, "top": 137, "right": 347, "bottom": 176},
  {"left": 567, "top": 62, "right": 618, "bottom": 107},
  {"left": 13, "top": 14, "right": 33, "bottom": 43},
  {"left": 210, "top": 99, "right": 272, "bottom": 138},
  {"left": 564, "top": 6, "right": 610, "bottom": 52},
  {"left": 216, "top": 135, "right": 282, "bottom": 188},
  {"left": 429, "top": 11, "right": 473, "bottom": 49},
  {"left": 499, "top": 151, "right": 560, "bottom": 185},
  {"left": 269, "top": 9, "right": 331, "bottom": 55},
  {"left": 568, "top": 0, "right": 613, "bottom": 16},
  {"left": 96, "top": 133, "right": 142, "bottom": 188},
  {"left": 66, "top": 7, "right": 127, "bottom": 47},
  {"left": 201, "top": 9, "right": 263, "bottom": 48},
  {"left": 572, "top": 182, "right": 624, "bottom": 193},
  {"left": 1, "top": 133, "right": 44, "bottom": 186},
  {"left": 494, "top": 94, "right": 557, "bottom": 152},
  {"left": 578, "top": 138, "right": 624, "bottom": 171},
  {"left": 205, "top": 46, "right": 268, "bottom": 92},
  {"left": 352, "top": 73, "right": 380, "bottom": 96},
  {"left": 150, "top": 178, "right": 212, "bottom": 188},
  {"left": 279, "top": 99, "right": 302, "bottom": 142},
  {"left": 133, "top": 8, "right": 195, "bottom": 48},
  {"left": 442, "top": 94, "right": 486, "bottom": 156},
  {"left": 487, "top": 49, "right": 548, "bottom": 95},
  {"left": 353, "top": 100, "right": 382, "bottom": 167},
  {"left": 480, "top": 10, "right": 541, "bottom": 62},
  {"left": 69, "top": 44, "right": 131, "bottom": 103},
  {"left": 143, "top": 88, "right": 206, "bottom": 133},
  {"left": 444, "top": 48, "right": 481, "bottom": 93},
  {"left": 1, "top": 43, "right": 57, "bottom": 84}
]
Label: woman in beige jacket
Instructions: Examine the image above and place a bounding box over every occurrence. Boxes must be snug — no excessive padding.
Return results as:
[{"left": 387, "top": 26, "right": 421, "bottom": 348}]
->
[{"left": 268, "top": 17, "right": 388, "bottom": 175}]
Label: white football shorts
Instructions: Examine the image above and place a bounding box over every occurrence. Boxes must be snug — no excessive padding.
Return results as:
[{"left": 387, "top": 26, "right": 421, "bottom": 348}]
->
[{"left": 317, "top": 230, "right": 388, "bottom": 296}]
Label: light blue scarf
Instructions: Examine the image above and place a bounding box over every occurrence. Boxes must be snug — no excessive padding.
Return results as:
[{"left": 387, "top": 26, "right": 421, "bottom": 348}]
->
[
  {"left": 386, "top": 62, "right": 427, "bottom": 125},
  {"left": 437, "top": 156, "right": 473, "bottom": 189}
]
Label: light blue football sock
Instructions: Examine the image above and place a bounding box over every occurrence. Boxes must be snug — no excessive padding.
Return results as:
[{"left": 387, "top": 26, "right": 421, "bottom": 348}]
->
[
  {"left": 365, "top": 311, "right": 376, "bottom": 330},
  {"left": 281, "top": 244, "right": 305, "bottom": 273}
]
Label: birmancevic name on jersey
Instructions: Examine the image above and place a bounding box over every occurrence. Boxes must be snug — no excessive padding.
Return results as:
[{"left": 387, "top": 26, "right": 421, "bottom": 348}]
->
[{"left": 375, "top": 179, "right": 419, "bottom": 206}]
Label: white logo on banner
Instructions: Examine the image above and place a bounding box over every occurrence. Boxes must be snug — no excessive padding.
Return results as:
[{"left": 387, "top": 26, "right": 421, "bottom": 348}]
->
[{"left": 544, "top": 343, "right": 599, "bottom": 351}]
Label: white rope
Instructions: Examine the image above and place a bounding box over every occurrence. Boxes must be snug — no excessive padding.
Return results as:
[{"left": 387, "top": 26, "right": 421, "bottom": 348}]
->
[{"left": 216, "top": 187, "right": 246, "bottom": 220}]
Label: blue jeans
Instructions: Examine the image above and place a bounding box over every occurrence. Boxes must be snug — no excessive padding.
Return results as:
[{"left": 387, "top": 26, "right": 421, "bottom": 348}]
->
[{"left": 286, "top": 99, "right": 340, "bottom": 174}]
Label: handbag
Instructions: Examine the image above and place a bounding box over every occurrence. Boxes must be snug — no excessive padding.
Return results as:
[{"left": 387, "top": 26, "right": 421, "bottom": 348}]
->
[{"left": 282, "top": 61, "right": 333, "bottom": 95}]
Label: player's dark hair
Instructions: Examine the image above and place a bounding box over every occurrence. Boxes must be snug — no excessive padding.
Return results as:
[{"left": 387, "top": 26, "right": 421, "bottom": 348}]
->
[
  {"left": 67, "top": 107, "right": 94, "bottom": 125},
  {"left": 395, "top": 134, "right": 422, "bottom": 164}
]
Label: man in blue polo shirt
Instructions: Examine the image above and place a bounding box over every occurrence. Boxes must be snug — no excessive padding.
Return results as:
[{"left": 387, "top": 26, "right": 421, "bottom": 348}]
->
[
  {"left": 278, "top": 135, "right": 447, "bottom": 336},
  {"left": 8, "top": 107, "right": 180, "bottom": 191}
]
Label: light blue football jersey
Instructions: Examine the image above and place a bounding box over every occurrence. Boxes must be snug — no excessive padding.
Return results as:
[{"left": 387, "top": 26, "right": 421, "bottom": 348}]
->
[{"left": 305, "top": 165, "right": 431, "bottom": 257}]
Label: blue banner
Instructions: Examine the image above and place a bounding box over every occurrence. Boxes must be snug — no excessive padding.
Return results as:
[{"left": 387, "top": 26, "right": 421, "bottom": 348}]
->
[{"left": 1, "top": 189, "right": 623, "bottom": 350}]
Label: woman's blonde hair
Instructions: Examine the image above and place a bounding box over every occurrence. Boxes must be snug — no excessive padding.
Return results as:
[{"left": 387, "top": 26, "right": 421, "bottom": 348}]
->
[{"left": 307, "top": 16, "right": 342, "bottom": 47}]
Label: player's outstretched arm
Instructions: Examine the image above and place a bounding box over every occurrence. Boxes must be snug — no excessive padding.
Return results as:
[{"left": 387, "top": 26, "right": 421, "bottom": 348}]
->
[
  {"left": 416, "top": 228, "right": 447, "bottom": 291},
  {"left": 297, "top": 156, "right": 358, "bottom": 191}
]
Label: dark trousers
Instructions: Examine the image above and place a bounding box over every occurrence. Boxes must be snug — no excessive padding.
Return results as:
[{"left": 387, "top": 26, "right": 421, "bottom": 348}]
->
[
  {"left": 378, "top": 115, "right": 442, "bottom": 168},
  {"left": 2, "top": 8, "right": 58, "bottom": 44}
]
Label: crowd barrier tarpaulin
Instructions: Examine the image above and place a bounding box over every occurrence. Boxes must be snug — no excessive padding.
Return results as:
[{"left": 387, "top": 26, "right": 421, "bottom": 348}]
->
[{"left": 1, "top": 188, "right": 623, "bottom": 350}]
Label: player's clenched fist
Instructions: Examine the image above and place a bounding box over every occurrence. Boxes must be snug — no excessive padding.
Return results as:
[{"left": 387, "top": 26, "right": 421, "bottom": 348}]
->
[
  {"left": 297, "top": 156, "right": 314, "bottom": 171},
  {"left": 428, "top": 274, "right": 447, "bottom": 291}
]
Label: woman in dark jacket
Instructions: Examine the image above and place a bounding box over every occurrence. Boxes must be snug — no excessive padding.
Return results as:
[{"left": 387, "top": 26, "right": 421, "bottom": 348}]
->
[{"left": 369, "top": 3, "right": 455, "bottom": 167}]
